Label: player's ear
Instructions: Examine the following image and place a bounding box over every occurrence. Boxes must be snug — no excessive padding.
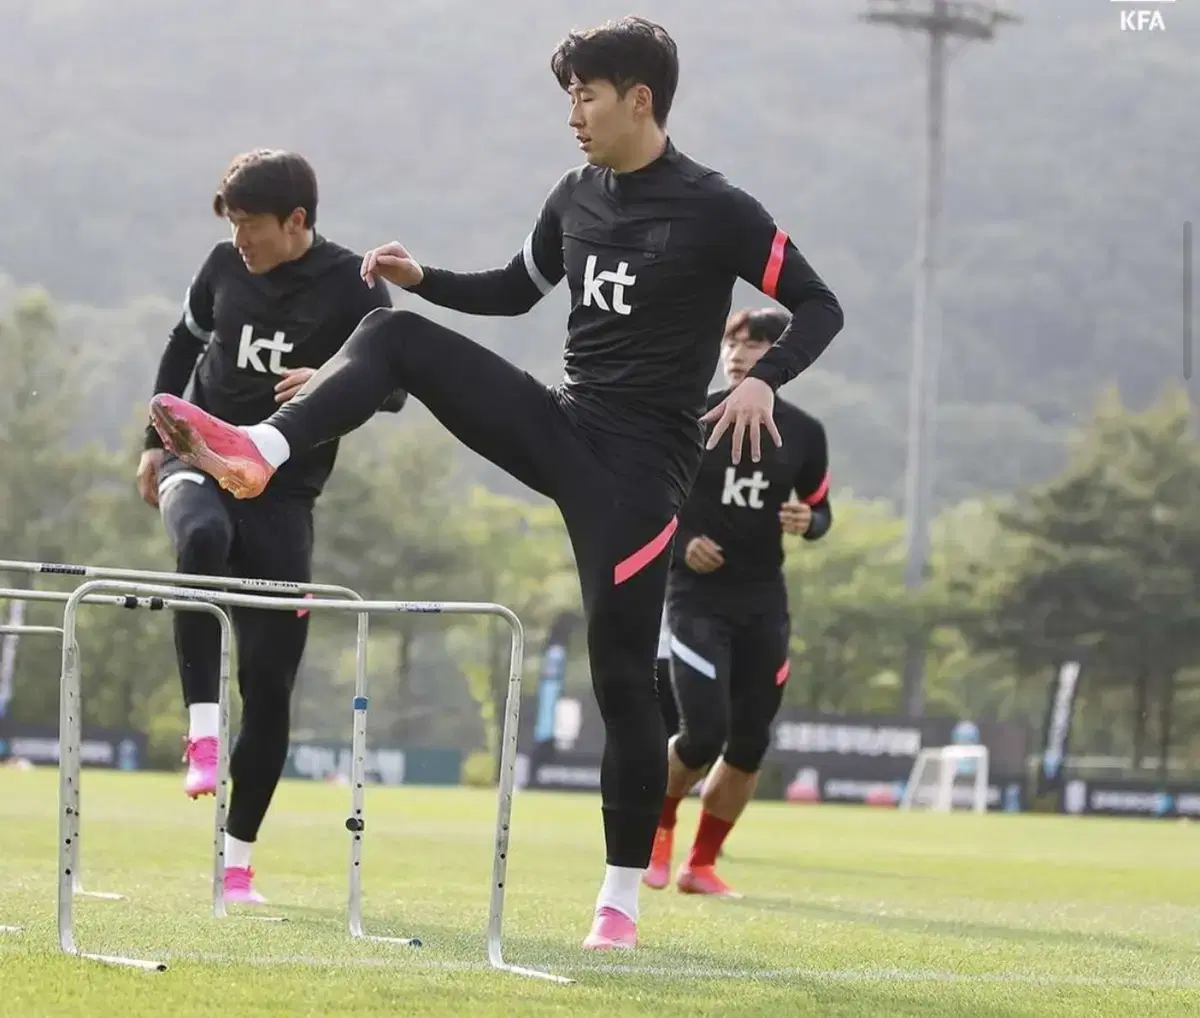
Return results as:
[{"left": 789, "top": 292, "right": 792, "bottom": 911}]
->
[
  {"left": 283, "top": 207, "right": 306, "bottom": 234},
  {"left": 631, "top": 83, "right": 654, "bottom": 120}
]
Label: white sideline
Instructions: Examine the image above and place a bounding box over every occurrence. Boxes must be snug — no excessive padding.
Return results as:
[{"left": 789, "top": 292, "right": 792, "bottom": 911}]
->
[{"left": 161, "top": 951, "right": 1200, "bottom": 989}]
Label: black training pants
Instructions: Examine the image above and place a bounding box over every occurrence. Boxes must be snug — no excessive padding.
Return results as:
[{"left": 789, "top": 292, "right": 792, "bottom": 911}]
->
[
  {"left": 158, "top": 456, "right": 312, "bottom": 842},
  {"left": 665, "top": 591, "right": 791, "bottom": 775},
  {"left": 656, "top": 657, "right": 680, "bottom": 739},
  {"left": 269, "top": 308, "right": 678, "bottom": 868}
]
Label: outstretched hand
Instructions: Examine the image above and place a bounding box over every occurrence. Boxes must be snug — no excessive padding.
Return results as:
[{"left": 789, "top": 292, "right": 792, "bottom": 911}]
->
[
  {"left": 361, "top": 242, "right": 424, "bottom": 289},
  {"left": 700, "top": 377, "right": 781, "bottom": 464}
]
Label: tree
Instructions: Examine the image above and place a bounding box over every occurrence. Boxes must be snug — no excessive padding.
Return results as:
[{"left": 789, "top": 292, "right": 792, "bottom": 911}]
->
[
  {"left": 0, "top": 290, "right": 97, "bottom": 562},
  {"left": 949, "top": 387, "right": 1200, "bottom": 766},
  {"left": 0, "top": 291, "right": 140, "bottom": 732},
  {"left": 307, "top": 419, "right": 480, "bottom": 747},
  {"left": 782, "top": 494, "right": 932, "bottom": 714},
  {"left": 448, "top": 486, "right": 578, "bottom": 769}
]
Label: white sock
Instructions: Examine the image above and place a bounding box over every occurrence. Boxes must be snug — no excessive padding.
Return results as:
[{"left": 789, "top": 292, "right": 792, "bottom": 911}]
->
[
  {"left": 596, "top": 865, "right": 642, "bottom": 922},
  {"left": 188, "top": 702, "right": 219, "bottom": 740},
  {"left": 225, "top": 834, "right": 253, "bottom": 870},
  {"left": 241, "top": 423, "right": 291, "bottom": 468}
]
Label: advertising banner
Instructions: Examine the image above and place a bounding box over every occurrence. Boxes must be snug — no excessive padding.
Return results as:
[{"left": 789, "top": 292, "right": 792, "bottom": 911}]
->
[
  {"left": 282, "top": 741, "right": 462, "bottom": 787},
  {"left": 515, "top": 701, "right": 1030, "bottom": 810},
  {"left": 1035, "top": 660, "right": 1082, "bottom": 797},
  {"left": 1060, "top": 778, "right": 1200, "bottom": 819},
  {"left": 0, "top": 721, "right": 146, "bottom": 771}
]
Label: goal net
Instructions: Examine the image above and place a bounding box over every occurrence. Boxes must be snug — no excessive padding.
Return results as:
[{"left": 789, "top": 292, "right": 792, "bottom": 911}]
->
[{"left": 899, "top": 744, "right": 990, "bottom": 813}]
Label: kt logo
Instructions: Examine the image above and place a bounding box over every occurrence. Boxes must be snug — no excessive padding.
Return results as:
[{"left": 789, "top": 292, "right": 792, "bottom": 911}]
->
[
  {"left": 721, "top": 467, "right": 770, "bottom": 509},
  {"left": 581, "top": 255, "right": 636, "bottom": 315},
  {"left": 236, "top": 326, "right": 294, "bottom": 374}
]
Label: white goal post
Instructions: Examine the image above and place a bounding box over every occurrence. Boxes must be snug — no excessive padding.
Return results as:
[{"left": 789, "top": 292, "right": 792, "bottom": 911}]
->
[{"left": 899, "top": 744, "right": 990, "bottom": 813}]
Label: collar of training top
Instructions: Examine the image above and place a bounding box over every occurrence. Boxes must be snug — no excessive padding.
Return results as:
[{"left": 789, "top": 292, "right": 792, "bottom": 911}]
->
[{"left": 605, "top": 138, "right": 679, "bottom": 192}]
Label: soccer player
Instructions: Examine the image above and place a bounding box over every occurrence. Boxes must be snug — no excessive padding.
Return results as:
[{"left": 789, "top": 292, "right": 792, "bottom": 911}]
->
[
  {"left": 146, "top": 18, "right": 844, "bottom": 948},
  {"left": 134, "top": 149, "right": 407, "bottom": 904},
  {"left": 645, "top": 307, "right": 832, "bottom": 898}
]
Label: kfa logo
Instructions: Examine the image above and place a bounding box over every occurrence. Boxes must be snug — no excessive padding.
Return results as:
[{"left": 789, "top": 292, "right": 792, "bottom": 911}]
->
[
  {"left": 721, "top": 467, "right": 769, "bottom": 509},
  {"left": 236, "top": 325, "right": 293, "bottom": 374},
  {"left": 1119, "top": 7, "right": 1165, "bottom": 31},
  {"left": 581, "top": 255, "right": 636, "bottom": 315}
]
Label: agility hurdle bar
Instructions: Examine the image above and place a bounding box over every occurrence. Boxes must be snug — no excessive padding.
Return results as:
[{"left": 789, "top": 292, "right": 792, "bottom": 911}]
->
[
  {"left": 60, "top": 580, "right": 569, "bottom": 984},
  {"left": 0, "top": 588, "right": 232, "bottom": 952},
  {"left": 0, "top": 560, "right": 400, "bottom": 947}
]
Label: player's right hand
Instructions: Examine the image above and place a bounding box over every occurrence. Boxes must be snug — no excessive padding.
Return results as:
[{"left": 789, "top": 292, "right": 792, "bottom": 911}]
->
[
  {"left": 685, "top": 535, "right": 724, "bottom": 573},
  {"left": 136, "top": 448, "right": 166, "bottom": 508},
  {"left": 362, "top": 242, "right": 424, "bottom": 289}
]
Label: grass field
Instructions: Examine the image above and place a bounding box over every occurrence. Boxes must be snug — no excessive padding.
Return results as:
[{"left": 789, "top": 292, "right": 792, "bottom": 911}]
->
[{"left": 1, "top": 768, "right": 1197, "bottom": 1017}]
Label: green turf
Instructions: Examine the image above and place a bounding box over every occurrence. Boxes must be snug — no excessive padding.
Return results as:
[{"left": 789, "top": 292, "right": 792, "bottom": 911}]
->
[{"left": 1, "top": 768, "right": 1197, "bottom": 1017}]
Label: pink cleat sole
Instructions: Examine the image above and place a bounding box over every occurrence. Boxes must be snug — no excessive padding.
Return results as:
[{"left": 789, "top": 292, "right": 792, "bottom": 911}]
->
[
  {"left": 183, "top": 736, "right": 218, "bottom": 799},
  {"left": 149, "top": 394, "right": 275, "bottom": 500},
  {"left": 223, "top": 866, "right": 268, "bottom": 905},
  {"left": 582, "top": 906, "right": 637, "bottom": 951},
  {"left": 676, "top": 865, "right": 743, "bottom": 899}
]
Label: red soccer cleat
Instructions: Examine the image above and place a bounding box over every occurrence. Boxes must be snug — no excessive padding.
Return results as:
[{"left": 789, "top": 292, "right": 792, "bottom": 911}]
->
[
  {"left": 675, "top": 864, "right": 743, "bottom": 899},
  {"left": 149, "top": 395, "right": 275, "bottom": 499},
  {"left": 642, "top": 826, "right": 674, "bottom": 890}
]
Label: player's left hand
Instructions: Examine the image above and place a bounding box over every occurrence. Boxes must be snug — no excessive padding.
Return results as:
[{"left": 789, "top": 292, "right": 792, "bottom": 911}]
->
[
  {"left": 274, "top": 367, "right": 316, "bottom": 404},
  {"left": 779, "top": 499, "right": 812, "bottom": 535},
  {"left": 701, "top": 376, "right": 781, "bottom": 465}
]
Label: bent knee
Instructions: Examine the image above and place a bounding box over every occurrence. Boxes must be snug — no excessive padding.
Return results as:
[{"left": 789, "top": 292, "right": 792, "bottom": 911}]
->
[
  {"left": 359, "top": 306, "right": 431, "bottom": 338},
  {"left": 175, "top": 517, "right": 233, "bottom": 572},
  {"left": 723, "top": 730, "right": 771, "bottom": 773},
  {"left": 675, "top": 726, "right": 726, "bottom": 771},
  {"left": 360, "top": 305, "right": 399, "bottom": 330}
]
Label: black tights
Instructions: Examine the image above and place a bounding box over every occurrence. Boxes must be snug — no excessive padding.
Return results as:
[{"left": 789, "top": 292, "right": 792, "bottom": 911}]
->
[
  {"left": 158, "top": 460, "right": 312, "bottom": 842},
  {"left": 666, "top": 599, "right": 790, "bottom": 775},
  {"left": 270, "top": 308, "right": 674, "bottom": 867}
]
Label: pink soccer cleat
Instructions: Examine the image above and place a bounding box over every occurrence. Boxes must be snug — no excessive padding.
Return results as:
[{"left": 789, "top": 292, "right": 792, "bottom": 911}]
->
[
  {"left": 676, "top": 865, "right": 743, "bottom": 899},
  {"left": 582, "top": 906, "right": 637, "bottom": 951},
  {"left": 642, "top": 827, "right": 674, "bottom": 890},
  {"left": 183, "top": 736, "right": 219, "bottom": 799},
  {"left": 149, "top": 394, "right": 275, "bottom": 499},
  {"left": 222, "top": 866, "right": 268, "bottom": 905}
]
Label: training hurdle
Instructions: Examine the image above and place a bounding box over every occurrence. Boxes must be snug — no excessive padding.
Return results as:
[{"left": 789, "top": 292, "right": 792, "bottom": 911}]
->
[
  {"left": 55, "top": 578, "right": 566, "bottom": 983},
  {"left": 0, "top": 588, "right": 233, "bottom": 943},
  {"left": 0, "top": 559, "right": 402, "bottom": 945}
]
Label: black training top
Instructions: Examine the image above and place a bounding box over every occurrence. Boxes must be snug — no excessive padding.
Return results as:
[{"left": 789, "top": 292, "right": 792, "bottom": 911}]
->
[
  {"left": 144, "top": 235, "right": 405, "bottom": 498},
  {"left": 669, "top": 390, "right": 832, "bottom": 606},
  {"left": 411, "top": 139, "right": 843, "bottom": 504}
]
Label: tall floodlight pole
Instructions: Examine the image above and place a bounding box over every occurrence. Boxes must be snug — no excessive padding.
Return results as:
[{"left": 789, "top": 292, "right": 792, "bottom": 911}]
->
[{"left": 860, "top": 1, "right": 1020, "bottom": 716}]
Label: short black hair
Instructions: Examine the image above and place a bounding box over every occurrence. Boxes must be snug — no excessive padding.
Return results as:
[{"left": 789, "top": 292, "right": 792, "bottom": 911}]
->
[
  {"left": 550, "top": 16, "right": 679, "bottom": 127},
  {"left": 212, "top": 149, "right": 318, "bottom": 228},
  {"left": 728, "top": 307, "right": 790, "bottom": 344}
]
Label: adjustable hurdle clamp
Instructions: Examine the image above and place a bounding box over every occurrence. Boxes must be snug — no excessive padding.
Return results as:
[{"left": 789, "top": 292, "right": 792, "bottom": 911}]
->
[
  {"left": 344, "top": 685, "right": 366, "bottom": 838},
  {"left": 118, "top": 595, "right": 166, "bottom": 611},
  {"left": 346, "top": 693, "right": 369, "bottom": 835}
]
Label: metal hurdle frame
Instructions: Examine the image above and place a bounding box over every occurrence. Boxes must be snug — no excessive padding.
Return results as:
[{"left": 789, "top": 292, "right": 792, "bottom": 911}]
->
[
  {"left": 0, "top": 589, "right": 233, "bottom": 945},
  {"left": 58, "top": 580, "right": 566, "bottom": 983},
  {"left": 0, "top": 559, "right": 416, "bottom": 949},
  {"left": 1, "top": 613, "right": 70, "bottom": 936}
]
